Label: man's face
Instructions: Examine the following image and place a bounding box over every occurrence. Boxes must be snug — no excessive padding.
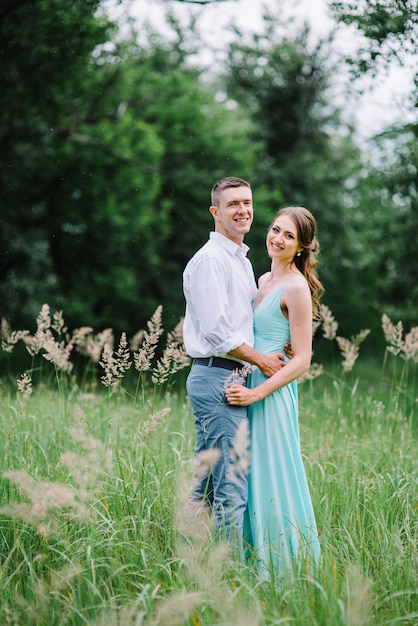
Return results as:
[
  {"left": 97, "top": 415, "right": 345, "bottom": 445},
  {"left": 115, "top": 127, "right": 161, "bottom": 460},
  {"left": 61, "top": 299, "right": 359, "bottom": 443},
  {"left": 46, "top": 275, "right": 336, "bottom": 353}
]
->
[{"left": 210, "top": 185, "right": 253, "bottom": 245}]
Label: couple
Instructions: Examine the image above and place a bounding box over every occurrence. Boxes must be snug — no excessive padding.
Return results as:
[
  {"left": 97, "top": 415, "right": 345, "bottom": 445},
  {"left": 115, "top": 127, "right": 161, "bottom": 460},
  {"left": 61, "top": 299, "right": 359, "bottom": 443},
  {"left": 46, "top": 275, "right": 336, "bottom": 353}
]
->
[{"left": 182, "top": 176, "right": 323, "bottom": 578}]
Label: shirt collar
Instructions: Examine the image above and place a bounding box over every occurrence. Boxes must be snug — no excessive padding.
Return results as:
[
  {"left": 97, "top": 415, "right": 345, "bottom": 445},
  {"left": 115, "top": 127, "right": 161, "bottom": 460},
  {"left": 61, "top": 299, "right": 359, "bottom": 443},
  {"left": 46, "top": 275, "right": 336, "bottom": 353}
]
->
[{"left": 210, "top": 231, "right": 250, "bottom": 257}]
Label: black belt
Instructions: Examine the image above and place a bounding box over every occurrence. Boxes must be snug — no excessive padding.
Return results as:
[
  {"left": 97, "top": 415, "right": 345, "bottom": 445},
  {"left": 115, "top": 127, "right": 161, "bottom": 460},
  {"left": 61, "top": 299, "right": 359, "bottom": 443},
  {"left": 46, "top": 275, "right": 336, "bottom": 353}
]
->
[{"left": 193, "top": 357, "right": 240, "bottom": 371}]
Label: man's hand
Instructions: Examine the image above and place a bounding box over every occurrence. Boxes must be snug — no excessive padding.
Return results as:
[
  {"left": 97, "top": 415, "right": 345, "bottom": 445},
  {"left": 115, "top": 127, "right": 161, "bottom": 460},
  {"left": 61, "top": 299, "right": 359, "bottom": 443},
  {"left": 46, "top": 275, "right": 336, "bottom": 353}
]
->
[
  {"left": 258, "top": 352, "right": 286, "bottom": 378},
  {"left": 227, "top": 343, "right": 288, "bottom": 379}
]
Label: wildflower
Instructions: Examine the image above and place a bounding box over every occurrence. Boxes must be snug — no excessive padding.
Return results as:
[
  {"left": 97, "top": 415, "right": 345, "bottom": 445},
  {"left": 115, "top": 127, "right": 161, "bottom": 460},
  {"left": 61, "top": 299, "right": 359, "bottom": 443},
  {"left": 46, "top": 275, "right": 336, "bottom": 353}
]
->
[
  {"left": 336, "top": 329, "right": 370, "bottom": 372},
  {"left": 320, "top": 304, "right": 338, "bottom": 340},
  {"left": 381, "top": 313, "right": 403, "bottom": 356},
  {"left": 17, "top": 372, "right": 32, "bottom": 399}
]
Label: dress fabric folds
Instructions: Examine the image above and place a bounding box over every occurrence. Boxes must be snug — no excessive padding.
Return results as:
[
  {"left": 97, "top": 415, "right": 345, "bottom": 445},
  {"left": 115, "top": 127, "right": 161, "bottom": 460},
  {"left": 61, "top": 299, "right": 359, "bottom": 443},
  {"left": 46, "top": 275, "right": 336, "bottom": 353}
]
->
[{"left": 244, "top": 282, "right": 320, "bottom": 578}]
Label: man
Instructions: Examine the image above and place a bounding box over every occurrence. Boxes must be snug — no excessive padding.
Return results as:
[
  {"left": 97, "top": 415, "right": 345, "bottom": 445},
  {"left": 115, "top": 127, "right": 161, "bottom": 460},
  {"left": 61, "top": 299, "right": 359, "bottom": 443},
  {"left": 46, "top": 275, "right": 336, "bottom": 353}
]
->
[{"left": 183, "top": 176, "right": 285, "bottom": 555}]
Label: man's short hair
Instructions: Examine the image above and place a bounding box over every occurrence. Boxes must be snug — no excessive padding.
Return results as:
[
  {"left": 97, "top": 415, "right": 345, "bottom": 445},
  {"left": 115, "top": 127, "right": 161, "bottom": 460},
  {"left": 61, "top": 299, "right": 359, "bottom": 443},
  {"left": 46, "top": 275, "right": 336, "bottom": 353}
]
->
[{"left": 211, "top": 177, "right": 251, "bottom": 207}]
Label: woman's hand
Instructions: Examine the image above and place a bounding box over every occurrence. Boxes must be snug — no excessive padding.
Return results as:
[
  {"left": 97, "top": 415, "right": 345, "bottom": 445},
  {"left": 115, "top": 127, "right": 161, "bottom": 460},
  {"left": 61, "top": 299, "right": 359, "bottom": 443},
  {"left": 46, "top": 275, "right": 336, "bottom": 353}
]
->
[
  {"left": 284, "top": 341, "right": 293, "bottom": 359},
  {"left": 225, "top": 384, "right": 260, "bottom": 406}
]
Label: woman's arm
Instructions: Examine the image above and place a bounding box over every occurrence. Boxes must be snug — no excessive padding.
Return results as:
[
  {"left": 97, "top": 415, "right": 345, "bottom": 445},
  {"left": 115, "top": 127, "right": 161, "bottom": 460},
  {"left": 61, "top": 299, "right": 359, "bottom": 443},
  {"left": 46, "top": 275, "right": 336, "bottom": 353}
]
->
[{"left": 225, "top": 278, "right": 312, "bottom": 406}]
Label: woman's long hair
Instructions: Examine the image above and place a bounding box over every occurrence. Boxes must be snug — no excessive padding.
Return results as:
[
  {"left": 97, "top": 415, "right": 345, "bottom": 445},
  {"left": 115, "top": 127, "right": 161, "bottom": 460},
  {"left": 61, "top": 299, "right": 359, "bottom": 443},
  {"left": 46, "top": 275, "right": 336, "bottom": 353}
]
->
[{"left": 272, "top": 206, "right": 324, "bottom": 319}]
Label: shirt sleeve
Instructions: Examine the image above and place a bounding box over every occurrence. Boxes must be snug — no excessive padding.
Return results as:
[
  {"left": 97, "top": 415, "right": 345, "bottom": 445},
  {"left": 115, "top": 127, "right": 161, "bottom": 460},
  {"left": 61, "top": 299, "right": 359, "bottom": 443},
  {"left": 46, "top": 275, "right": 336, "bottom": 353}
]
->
[{"left": 188, "top": 255, "right": 246, "bottom": 354}]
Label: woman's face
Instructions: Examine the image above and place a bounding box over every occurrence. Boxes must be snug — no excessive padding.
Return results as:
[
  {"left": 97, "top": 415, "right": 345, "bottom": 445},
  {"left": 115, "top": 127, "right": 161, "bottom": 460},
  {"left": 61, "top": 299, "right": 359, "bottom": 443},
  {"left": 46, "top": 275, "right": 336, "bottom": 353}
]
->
[{"left": 266, "top": 214, "right": 300, "bottom": 261}]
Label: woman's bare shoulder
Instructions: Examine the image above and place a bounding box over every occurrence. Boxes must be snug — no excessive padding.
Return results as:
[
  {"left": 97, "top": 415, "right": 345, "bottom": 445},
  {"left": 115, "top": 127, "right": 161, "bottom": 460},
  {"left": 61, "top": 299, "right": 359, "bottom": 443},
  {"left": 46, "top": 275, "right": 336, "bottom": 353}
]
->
[
  {"left": 284, "top": 275, "right": 310, "bottom": 300},
  {"left": 258, "top": 272, "right": 271, "bottom": 288}
]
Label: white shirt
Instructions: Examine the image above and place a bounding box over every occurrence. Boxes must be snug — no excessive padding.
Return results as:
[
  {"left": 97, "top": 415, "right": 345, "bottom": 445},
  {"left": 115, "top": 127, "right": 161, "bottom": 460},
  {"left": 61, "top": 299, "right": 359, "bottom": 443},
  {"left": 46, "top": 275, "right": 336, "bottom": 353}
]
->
[{"left": 183, "top": 232, "right": 257, "bottom": 359}]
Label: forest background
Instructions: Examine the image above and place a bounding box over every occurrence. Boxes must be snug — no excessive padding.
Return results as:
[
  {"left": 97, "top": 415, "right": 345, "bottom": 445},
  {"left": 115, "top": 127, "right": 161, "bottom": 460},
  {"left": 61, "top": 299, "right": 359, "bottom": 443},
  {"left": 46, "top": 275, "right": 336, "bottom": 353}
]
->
[{"left": 1, "top": 0, "right": 417, "bottom": 367}]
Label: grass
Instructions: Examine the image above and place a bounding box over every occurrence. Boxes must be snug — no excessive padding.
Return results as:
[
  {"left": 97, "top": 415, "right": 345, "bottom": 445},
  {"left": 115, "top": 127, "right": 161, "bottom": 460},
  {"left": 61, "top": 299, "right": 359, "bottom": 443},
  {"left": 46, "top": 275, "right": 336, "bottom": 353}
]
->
[{"left": 0, "top": 305, "right": 417, "bottom": 625}]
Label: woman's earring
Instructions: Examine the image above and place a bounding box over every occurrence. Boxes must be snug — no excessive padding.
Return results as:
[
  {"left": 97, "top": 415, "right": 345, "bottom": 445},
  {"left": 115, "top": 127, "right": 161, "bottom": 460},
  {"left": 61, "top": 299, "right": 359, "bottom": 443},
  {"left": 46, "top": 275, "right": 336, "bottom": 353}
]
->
[{"left": 296, "top": 251, "right": 301, "bottom": 257}]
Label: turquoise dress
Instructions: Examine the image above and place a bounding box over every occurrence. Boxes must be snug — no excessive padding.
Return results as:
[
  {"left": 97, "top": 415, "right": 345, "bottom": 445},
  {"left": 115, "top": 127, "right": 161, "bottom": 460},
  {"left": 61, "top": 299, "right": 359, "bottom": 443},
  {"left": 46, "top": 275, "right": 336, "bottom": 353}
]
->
[{"left": 244, "top": 281, "right": 320, "bottom": 578}]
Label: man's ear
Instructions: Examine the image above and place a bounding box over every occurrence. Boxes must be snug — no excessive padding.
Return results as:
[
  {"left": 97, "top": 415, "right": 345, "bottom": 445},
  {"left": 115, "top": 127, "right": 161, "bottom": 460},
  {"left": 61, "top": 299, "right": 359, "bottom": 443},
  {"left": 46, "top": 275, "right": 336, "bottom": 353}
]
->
[{"left": 209, "top": 205, "right": 219, "bottom": 220}]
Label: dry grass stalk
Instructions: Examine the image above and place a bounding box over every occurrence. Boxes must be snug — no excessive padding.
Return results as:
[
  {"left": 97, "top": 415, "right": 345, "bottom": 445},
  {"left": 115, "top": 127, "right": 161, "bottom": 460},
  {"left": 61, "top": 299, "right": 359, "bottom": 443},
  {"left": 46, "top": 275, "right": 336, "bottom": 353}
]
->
[
  {"left": 133, "top": 305, "right": 164, "bottom": 373},
  {"left": 401, "top": 326, "right": 418, "bottom": 362},
  {"left": 336, "top": 329, "right": 370, "bottom": 373},
  {"left": 151, "top": 344, "right": 190, "bottom": 385},
  {"left": 193, "top": 448, "right": 222, "bottom": 486},
  {"left": 72, "top": 327, "right": 114, "bottom": 364},
  {"left": 224, "top": 364, "right": 254, "bottom": 393},
  {"left": 140, "top": 407, "right": 171, "bottom": 438},
  {"left": 382, "top": 313, "right": 404, "bottom": 356},
  {"left": 61, "top": 425, "right": 112, "bottom": 494},
  {"left": 298, "top": 362, "right": 324, "bottom": 383},
  {"left": 99, "top": 332, "right": 132, "bottom": 388},
  {"left": 0, "top": 470, "right": 78, "bottom": 525},
  {"left": 152, "top": 591, "right": 204, "bottom": 626},
  {"left": 1, "top": 420, "right": 112, "bottom": 535},
  {"left": 48, "top": 562, "right": 83, "bottom": 592},
  {"left": 17, "top": 372, "right": 32, "bottom": 400},
  {"left": 0, "top": 318, "right": 30, "bottom": 353},
  {"left": 228, "top": 418, "right": 250, "bottom": 484},
  {"left": 51, "top": 310, "right": 67, "bottom": 336},
  {"left": 320, "top": 304, "right": 338, "bottom": 340},
  {"left": 18, "top": 304, "right": 74, "bottom": 372},
  {"left": 382, "top": 314, "right": 418, "bottom": 363},
  {"left": 42, "top": 334, "right": 74, "bottom": 373},
  {"left": 344, "top": 564, "right": 374, "bottom": 626}
]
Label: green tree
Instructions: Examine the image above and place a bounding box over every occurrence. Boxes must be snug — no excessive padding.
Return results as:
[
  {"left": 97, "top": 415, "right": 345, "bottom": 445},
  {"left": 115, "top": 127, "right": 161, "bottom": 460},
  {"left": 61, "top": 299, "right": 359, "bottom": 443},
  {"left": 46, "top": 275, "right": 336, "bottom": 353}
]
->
[
  {"left": 0, "top": 2, "right": 256, "bottom": 334},
  {"left": 0, "top": 0, "right": 114, "bottom": 326},
  {"left": 330, "top": 0, "right": 418, "bottom": 330},
  {"left": 330, "top": 0, "right": 417, "bottom": 94},
  {"left": 223, "top": 14, "right": 369, "bottom": 334}
]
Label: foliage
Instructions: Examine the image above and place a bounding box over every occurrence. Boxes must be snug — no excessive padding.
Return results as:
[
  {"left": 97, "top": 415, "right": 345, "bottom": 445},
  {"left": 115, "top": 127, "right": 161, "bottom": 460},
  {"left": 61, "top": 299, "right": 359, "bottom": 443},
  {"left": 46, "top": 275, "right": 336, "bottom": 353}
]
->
[
  {"left": 0, "top": 0, "right": 417, "bottom": 339},
  {"left": 328, "top": 0, "right": 418, "bottom": 333},
  {"left": 330, "top": 0, "right": 418, "bottom": 76},
  {"left": 378, "top": 132, "right": 418, "bottom": 325},
  {"left": 0, "top": 1, "right": 255, "bottom": 334},
  {"left": 222, "top": 14, "right": 372, "bottom": 334},
  {"left": 0, "top": 0, "right": 114, "bottom": 325}
]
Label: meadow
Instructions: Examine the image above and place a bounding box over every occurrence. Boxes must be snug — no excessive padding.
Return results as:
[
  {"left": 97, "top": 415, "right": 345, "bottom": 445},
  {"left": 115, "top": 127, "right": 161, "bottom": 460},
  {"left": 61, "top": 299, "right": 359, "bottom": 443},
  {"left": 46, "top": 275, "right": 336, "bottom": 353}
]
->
[{"left": 0, "top": 305, "right": 417, "bottom": 626}]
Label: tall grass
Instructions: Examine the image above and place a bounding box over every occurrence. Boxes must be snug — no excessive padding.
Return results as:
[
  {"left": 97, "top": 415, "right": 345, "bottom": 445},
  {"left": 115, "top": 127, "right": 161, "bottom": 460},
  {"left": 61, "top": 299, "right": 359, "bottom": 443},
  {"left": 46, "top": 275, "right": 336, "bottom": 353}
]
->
[{"left": 0, "top": 305, "right": 417, "bottom": 625}]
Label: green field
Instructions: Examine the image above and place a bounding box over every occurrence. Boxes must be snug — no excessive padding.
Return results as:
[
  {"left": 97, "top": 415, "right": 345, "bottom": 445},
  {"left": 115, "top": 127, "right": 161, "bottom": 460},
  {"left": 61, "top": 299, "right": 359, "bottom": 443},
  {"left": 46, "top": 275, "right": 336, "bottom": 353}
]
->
[{"left": 0, "top": 308, "right": 417, "bottom": 625}]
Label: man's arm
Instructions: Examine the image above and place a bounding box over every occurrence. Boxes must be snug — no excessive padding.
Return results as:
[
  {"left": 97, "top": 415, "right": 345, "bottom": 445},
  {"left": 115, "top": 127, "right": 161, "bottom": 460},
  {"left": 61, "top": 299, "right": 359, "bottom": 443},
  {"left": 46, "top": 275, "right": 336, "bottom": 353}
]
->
[{"left": 228, "top": 343, "right": 286, "bottom": 378}]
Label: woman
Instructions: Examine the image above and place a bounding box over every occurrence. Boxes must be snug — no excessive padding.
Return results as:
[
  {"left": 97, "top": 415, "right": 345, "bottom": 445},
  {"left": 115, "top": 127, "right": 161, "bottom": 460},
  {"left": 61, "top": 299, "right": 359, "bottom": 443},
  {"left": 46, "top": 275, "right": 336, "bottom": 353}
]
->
[{"left": 225, "top": 206, "right": 324, "bottom": 579}]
